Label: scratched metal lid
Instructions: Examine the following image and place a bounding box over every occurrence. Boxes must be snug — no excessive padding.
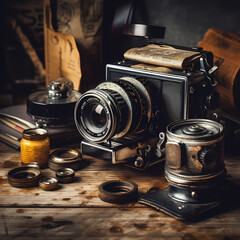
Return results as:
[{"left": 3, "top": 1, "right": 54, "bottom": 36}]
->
[{"left": 167, "top": 119, "right": 223, "bottom": 141}]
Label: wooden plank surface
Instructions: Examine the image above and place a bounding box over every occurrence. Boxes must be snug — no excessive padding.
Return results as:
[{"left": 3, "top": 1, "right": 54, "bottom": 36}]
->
[
  {"left": 1, "top": 142, "right": 240, "bottom": 239},
  {"left": 0, "top": 144, "right": 168, "bottom": 207},
  {"left": 1, "top": 208, "right": 240, "bottom": 240}
]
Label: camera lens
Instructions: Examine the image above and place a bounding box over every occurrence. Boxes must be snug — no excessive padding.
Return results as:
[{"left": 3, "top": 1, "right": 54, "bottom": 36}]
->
[
  {"left": 83, "top": 102, "right": 107, "bottom": 133},
  {"left": 74, "top": 77, "right": 151, "bottom": 143}
]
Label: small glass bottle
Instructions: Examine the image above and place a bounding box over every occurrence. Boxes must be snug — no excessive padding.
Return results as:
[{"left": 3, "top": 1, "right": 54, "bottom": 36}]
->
[{"left": 21, "top": 128, "right": 50, "bottom": 167}]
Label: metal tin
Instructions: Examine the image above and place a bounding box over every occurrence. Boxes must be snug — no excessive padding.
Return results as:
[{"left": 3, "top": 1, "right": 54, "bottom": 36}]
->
[
  {"left": 56, "top": 168, "right": 75, "bottom": 183},
  {"left": 8, "top": 166, "right": 41, "bottom": 188},
  {"left": 21, "top": 128, "right": 50, "bottom": 167},
  {"left": 39, "top": 177, "right": 58, "bottom": 191},
  {"left": 48, "top": 148, "right": 82, "bottom": 171},
  {"left": 165, "top": 119, "right": 225, "bottom": 189},
  {"left": 27, "top": 78, "right": 81, "bottom": 127}
]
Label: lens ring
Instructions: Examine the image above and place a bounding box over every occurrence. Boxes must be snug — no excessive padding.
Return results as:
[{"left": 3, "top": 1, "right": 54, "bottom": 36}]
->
[
  {"left": 74, "top": 89, "right": 119, "bottom": 142},
  {"left": 98, "top": 180, "right": 138, "bottom": 204},
  {"left": 97, "top": 82, "right": 133, "bottom": 138},
  {"left": 121, "top": 77, "right": 151, "bottom": 122}
]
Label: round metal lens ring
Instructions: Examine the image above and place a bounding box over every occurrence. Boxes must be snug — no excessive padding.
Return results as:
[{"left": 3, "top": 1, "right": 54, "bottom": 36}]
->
[
  {"left": 50, "top": 148, "right": 82, "bottom": 164},
  {"left": 97, "top": 82, "right": 133, "bottom": 139},
  {"left": 121, "top": 77, "right": 152, "bottom": 122},
  {"left": 98, "top": 180, "right": 138, "bottom": 204},
  {"left": 8, "top": 167, "right": 41, "bottom": 183},
  {"left": 74, "top": 89, "right": 118, "bottom": 143}
]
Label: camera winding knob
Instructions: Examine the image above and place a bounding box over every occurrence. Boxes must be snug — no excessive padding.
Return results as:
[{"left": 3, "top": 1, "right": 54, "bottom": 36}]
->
[{"left": 199, "top": 148, "right": 216, "bottom": 166}]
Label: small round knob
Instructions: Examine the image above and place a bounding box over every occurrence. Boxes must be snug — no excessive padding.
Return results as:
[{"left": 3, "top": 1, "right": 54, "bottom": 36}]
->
[
  {"left": 199, "top": 148, "right": 216, "bottom": 166},
  {"left": 134, "top": 157, "right": 144, "bottom": 168},
  {"left": 47, "top": 78, "right": 73, "bottom": 99}
]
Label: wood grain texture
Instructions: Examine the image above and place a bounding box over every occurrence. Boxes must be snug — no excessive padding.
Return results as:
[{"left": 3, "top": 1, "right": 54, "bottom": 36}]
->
[
  {"left": 1, "top": 207, "right": 240, "bottom": 240},
  {"left": 0, "top": 142, "right": 240, "bottom": 239}
]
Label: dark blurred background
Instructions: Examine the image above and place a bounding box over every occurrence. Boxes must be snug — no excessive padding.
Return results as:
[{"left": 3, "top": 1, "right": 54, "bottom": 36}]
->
[{"left": 1, "top": 0, "right": 240, "bottom": 108}]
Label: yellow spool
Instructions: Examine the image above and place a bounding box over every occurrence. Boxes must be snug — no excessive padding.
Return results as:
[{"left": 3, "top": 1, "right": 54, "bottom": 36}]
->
[{"left": 21, "top": 128, "right": 50, "bottom": 167}]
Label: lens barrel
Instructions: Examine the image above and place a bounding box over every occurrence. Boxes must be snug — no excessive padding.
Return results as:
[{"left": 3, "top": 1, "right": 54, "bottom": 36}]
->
[{"left": 74, "top": 77, "right": 150, "bottom": 143}]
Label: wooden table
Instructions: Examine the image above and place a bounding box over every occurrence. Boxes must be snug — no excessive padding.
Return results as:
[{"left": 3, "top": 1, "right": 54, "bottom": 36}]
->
[{"left": 0, "top": 141, "right": 240, "bottom": 240}]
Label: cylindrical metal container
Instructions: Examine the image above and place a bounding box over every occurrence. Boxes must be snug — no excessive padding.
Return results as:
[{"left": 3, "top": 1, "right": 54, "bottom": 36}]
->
[
  {"left": 21, "top": 128, "right": 50, "bottom": 167},
  {"left": 27, "top": 78, "right": 81, "bottom": 127},
  {"left": 165, "top": 119, "right": 225, "bottom": 203}
]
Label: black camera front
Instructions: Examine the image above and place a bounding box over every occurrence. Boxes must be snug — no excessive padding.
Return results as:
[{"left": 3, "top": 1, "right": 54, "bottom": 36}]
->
[{"left": 74, "top": 77, "right": 152, "bottom": 143}]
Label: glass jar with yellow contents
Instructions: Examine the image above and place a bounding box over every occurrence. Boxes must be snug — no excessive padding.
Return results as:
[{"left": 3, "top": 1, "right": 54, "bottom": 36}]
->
[{"left": 21, "top": 128, "right": 50, "bottom": 167}]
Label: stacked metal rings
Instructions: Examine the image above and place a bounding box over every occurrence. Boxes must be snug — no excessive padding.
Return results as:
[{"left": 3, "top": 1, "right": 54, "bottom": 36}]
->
[{"left": 8, "top": 166, "right": 42, "bottom": 188}]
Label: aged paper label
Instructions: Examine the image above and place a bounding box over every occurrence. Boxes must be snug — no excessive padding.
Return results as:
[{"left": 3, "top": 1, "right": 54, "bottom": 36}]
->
[
  {"left": 124, "top": 44, "right": 201, "bottom": 70},
  {"left": 44, "top": 0, "right": 81, "bottom": 90}
]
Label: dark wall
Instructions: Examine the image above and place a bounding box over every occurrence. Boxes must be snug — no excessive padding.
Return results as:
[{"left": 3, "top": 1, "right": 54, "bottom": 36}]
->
[
  {"left": 104, "top": 0, "right": 240, "bottom": 63},
  {"left": 132, "top": 0, "right": 240, "bottom": 47}
]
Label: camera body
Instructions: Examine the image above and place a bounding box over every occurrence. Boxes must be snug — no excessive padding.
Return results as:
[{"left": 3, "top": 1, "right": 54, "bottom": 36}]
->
[{"left": 76, "top": 46, "right": 218, "bottom": 169}]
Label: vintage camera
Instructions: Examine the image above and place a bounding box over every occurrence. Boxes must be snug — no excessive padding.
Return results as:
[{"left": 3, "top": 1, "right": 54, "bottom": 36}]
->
[{"left": 74, "top": 44, "right": 218, "bottom": 169}]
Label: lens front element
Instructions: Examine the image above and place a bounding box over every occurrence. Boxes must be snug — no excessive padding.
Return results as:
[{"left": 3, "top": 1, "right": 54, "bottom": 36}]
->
[{"left": 83, "top": 102, "right": 107, "bottom": 133}]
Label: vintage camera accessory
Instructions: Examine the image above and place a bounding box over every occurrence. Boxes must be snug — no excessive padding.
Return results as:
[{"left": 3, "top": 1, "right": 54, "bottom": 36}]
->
[
  {"left": 27, "top": 78, "right": 81, "bottom": 127},
  {"left": 55, "top": 168, "right": 75, "bottom": 183},
  {"left": 75, "top": 76, "right": 151, "bottom": 143},
  {"left": 8, "top": 166, "right": 41, "bottom": 188},
  {"left": 20, "top": 128, "right": 50, "bottom": 167},
  {"left": 98, "top": 180, "right": 138, "bottom": 204},
  {"left": 139, "top": 119, "right": 226, "bottom": 220},
  {"left": 48, "top": 148, "right": 82, "bottom": 171},
  {"left": 39, "top": 177, "right": 58, "bottom": 191}
]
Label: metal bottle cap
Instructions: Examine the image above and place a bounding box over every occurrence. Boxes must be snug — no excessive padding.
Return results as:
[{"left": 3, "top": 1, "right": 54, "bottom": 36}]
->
[
  {"left": 56, "top": 168, "right": 75, "bottom": 183},
  {"left": 39, "top": 177, "right": 58, "bottom": 191},
  {"left": 47, "top": 78, "right": 73, "bottom": 99}
]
